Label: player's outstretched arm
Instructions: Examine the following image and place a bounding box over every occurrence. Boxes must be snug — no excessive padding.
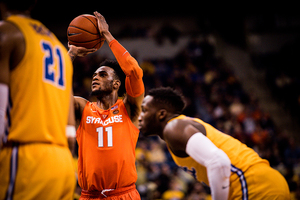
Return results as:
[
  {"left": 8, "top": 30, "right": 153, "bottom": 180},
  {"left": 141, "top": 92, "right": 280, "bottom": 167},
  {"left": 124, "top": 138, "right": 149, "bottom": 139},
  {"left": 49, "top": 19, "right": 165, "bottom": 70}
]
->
[
  {"left": 164, "top": 121, "right": 231, "bottom": 200},
  {"left": 94, "top": 11, "right": 144, "bottom": 126}
]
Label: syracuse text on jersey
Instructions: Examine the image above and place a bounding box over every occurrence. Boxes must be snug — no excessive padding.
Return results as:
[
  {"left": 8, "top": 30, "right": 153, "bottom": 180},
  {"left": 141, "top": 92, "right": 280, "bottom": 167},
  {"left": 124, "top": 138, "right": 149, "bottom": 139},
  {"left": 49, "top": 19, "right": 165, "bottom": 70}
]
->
[{"left": 86, "top": 115, "right": 123, "bottom": 126}]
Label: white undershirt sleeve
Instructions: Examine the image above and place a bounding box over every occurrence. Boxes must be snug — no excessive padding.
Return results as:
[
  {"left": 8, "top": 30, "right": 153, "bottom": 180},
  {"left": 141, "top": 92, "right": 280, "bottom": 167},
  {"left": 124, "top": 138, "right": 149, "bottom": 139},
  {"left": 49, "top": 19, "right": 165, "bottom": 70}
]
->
[
  {"left": 185, "top": 132, "right": 231, "bottom": 200},
  {"left": 66, "top": 125, "right": 76, "bottom": 138},
  {"left": 0, "top": 83, "right": 8, "bottom": 144}
]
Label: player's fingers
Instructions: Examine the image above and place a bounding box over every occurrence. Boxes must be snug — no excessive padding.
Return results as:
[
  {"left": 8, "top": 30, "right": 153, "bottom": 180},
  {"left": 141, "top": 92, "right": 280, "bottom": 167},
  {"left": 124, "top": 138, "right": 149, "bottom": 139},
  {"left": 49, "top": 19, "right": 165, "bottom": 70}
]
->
[
  {"left": 88, "top": 49, "right": 97, "bottom": 53},
  {"left": 86, "top": 48, "right": 97, "bottom": 52},
  {"left": 68, "top": 42, "right": 77, "bottom": 50},
  {"left": 93, "top": 11, "right": 99, "bottom": 18},
  {"left": 79, "top": 48, "right": 97, "bottom": 53},
  {"left": 94, "top": 11, "right": 102, "bottom": 20},
  {"left": 94, "top": 11, "right": 106, "bottom": 23}
]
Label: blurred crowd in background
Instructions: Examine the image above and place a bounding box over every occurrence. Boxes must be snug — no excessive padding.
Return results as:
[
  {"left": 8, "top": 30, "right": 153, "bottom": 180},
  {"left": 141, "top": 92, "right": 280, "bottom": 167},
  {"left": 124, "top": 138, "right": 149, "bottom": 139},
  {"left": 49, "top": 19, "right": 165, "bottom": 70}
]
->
[{"left": 71, "top": 26, "right": 300, "bottom": 199}]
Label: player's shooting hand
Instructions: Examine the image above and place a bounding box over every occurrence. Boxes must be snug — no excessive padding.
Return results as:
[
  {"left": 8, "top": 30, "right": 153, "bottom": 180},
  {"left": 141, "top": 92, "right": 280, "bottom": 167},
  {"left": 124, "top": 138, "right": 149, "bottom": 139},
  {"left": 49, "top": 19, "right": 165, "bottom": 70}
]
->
[
  {"left": 94, "top": 11, "right": 109, "bottom": 35},
  {"left": 94, "top": 11, "right": 114, "bottom": 43},
  {"left": 68, "top": 43, "right": 97, "bottom": 61}
]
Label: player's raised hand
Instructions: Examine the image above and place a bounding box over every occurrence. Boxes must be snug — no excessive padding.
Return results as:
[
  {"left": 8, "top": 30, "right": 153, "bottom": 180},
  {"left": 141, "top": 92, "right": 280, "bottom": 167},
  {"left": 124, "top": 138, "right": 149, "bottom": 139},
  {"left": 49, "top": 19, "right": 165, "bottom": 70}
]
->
[
  {"left": 94, "top": 11, "right": 115, "bottom": 43},
  {"left": 93, "top": 11, "right": 108, "bottom": 34}
]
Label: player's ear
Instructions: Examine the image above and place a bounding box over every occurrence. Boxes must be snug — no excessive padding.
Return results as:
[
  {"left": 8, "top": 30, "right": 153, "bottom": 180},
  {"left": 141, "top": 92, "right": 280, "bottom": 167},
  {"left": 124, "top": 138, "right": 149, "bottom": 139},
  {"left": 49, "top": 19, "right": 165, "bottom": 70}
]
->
[
  {"left": 157, "top": 109, "right": 167, "bottom": 121},
  {"left": 113, "top": 80, "right": 120, "bottom": 90}
]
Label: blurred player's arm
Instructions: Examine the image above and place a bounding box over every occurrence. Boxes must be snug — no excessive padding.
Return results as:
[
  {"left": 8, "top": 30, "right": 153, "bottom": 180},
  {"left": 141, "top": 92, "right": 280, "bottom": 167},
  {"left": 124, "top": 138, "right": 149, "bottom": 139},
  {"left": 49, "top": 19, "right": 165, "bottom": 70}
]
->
[
  {"left": 67, "top": 91, "right": 76, "bottom": 155},
  {"left": 164, "top": 121, "right": 231, "bottom": 200},
  {"left": 0, "top": 26, "right": 10, "bottom": 149},
  {"left": 94, "top": 11, "right": 144, "bottom": 126},
  {"left": 0, "top": 21, "right": 24, "bottom": 149}
]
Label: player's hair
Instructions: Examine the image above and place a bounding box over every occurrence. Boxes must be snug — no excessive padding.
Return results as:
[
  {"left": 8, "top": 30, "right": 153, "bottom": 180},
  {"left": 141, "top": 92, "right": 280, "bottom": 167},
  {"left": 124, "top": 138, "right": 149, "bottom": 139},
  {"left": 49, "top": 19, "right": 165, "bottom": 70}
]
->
[
  {"left": 99, "top": 59, "right": 126, "bottom": 97},
  {"left": 148, "top": 87, "right": 186, "bottom": 114},
  {"left": 0, "top": 0, "right": 37, "bottom": 12}
]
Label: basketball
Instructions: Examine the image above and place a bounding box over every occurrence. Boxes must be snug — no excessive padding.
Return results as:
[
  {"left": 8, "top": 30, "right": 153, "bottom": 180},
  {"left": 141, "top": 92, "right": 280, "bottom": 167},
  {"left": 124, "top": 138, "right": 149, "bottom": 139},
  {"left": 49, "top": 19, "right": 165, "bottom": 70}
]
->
[{"left": 67, "top": 14, "right": 105, "bottom": 49}]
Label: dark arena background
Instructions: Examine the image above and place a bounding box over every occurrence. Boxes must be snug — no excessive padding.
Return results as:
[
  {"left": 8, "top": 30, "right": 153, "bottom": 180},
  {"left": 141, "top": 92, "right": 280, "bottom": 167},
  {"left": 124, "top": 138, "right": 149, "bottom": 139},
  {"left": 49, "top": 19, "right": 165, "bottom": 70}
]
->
[{"left": 25, "top": 1, "right": 300, "bottom": 199}]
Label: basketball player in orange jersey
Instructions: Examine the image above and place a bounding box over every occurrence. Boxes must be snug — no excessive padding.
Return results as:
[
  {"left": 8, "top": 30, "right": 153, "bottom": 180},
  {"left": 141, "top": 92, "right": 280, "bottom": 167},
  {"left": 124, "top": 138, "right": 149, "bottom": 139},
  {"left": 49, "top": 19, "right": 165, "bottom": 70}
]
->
[
  {"left": 68, "top": 11, "right": 144, "bottom": 200},
  {"left": 0, "top": 0, "right": 76, "bottom": 199},
  {"left": 139, "top": 87, "right": 290, "bottom": 200}
]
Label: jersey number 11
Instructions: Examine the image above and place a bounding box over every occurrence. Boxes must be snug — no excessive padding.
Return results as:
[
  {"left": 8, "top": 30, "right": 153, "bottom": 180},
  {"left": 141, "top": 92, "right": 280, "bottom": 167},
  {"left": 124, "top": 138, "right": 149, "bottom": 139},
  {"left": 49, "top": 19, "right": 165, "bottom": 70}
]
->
[{"left": 97, "top": 127, "right": 113, "bottom": 147}]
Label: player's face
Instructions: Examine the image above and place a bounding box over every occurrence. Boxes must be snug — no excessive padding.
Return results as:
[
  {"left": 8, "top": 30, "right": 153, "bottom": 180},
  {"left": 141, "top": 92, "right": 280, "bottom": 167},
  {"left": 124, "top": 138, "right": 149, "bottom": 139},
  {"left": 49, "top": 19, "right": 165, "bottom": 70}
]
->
[
  {"left": 91, "top": 66, "right": 115, "bottom": 96},
  {"left": 138, "top": 95, "right": 159, "bottom": 136}
]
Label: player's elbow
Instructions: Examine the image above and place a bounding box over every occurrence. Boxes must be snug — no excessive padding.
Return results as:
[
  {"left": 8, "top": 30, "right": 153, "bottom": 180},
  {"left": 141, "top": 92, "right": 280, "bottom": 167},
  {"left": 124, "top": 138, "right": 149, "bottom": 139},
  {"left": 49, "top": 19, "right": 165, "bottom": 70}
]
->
[
  {"left": 126, "top": 56, "right": 143, "bottom": 79},
  {"left": 206, "top": 149, "right": 231, "bottom": 200},
  {"left": 206, "top": 149, "right": 231, "bottom": 178}
]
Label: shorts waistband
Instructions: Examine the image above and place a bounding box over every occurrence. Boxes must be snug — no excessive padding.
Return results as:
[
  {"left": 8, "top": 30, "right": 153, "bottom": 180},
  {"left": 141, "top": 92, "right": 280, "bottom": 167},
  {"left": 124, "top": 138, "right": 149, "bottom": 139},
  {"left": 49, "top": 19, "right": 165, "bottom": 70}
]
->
[
  {"left": 81, "top": 184, "right": 136, "bottom": 198},
  {"left": 2, "top": 141, "right": 66, "bottom": 148}
]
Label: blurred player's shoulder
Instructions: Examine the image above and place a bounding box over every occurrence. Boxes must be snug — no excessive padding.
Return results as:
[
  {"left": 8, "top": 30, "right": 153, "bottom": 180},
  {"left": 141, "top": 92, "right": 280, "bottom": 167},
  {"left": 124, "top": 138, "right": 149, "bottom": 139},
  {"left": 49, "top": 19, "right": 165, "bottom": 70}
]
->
[{"left": 0, "top": 20, "right": 22, "bottom": 41}]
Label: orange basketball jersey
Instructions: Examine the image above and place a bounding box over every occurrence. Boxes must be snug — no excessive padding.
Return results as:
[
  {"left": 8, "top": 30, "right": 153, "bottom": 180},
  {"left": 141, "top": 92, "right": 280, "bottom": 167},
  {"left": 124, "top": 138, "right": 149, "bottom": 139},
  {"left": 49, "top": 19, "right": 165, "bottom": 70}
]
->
[{"left": 76, "top": 99, "right": 139, "bottom": 191}]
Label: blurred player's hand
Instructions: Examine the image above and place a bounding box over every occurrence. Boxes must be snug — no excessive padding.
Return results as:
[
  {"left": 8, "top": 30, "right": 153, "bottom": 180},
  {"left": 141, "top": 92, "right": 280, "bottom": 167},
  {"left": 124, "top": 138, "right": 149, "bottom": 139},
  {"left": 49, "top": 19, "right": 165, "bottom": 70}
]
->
[{"left": 68, "top": 43, "right": 97, "bottom": 61}]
